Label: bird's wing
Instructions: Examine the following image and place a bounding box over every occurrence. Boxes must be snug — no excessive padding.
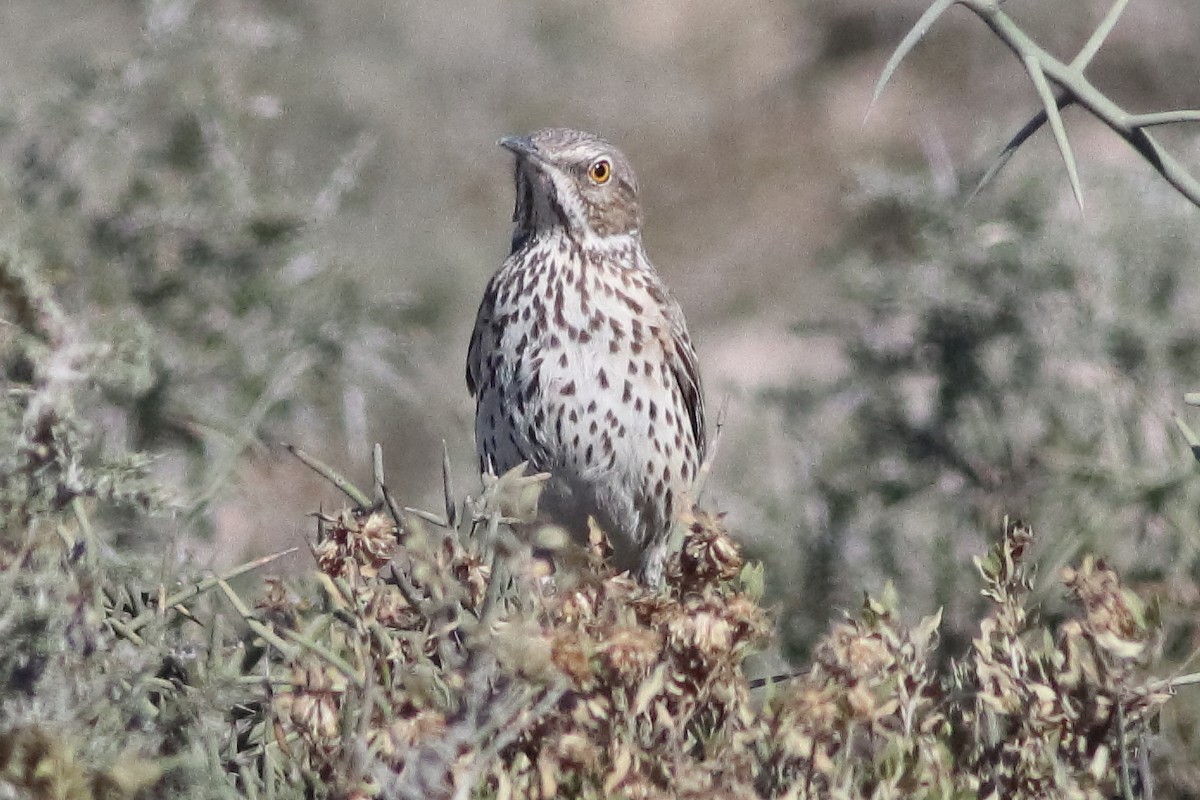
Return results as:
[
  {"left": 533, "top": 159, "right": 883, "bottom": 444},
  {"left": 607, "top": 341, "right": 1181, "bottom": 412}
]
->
[
  {"left": 465, "top": 278, "right": 496, "bottom": 398},
  {"left": 668, "top": 317, "right": 707, "bottom": 458}
]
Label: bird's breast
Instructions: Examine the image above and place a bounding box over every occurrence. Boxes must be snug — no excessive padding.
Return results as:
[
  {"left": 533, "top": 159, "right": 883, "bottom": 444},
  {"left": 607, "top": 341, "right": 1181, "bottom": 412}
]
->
[{"left": 485, "top": 247, "right": 692, "bottom": 481}]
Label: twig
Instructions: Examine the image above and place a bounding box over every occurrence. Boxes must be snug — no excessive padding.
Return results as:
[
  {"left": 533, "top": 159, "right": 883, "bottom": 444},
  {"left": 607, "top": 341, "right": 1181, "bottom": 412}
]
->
[
  {"left": 191, "top": 349, "right": 316, "bottom": 512},
  {"left": 372, "top": 442, "right": 385, "bottom": 505},
  {"left": 1171, "top": 413, "right": 1200, "bottom": 464},
  {"left": 284, "top": 443, "right": 372, "bottom": 508},
  {"left": 125, "top": 547, "right": 299, "bottom": 633},
  {"left": 215, "top": 578, "right": 298, "bottom": 658},
  {"left": 1022, "top": 53, "right": 1083, "bottom": 211},
  {"left": 280, "top": 626, "right": 364, "bottom": 689},
  {"left": 442, "top": 439, "right": 458, "bottom": 528},
  {"left": 876, "top": 0, "right": 1200, "bottom": 209},
  {"left": 967, "top": 93, "right": 1074, "bottom": 204},
  {"left": 1116, "top": 701, "right": 1135, "bottom": 800},
  {"left": 694, "top": 396, "right": 730, "bottom": 502}
]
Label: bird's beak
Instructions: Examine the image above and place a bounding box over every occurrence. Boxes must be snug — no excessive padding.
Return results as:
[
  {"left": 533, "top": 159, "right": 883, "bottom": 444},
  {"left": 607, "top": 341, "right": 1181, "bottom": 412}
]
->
[{"left": 498, "top": 135, "right": 542, "bottom": 163}]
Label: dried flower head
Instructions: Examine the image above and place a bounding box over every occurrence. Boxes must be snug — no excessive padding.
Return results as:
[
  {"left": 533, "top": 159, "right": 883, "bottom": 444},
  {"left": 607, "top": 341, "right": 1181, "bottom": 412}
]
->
[
  {"left": 313, "top": 508, "right": 398, "bottom": 579},
  {"left": 276, "top": 659, "right": 349, "bottom": 742},
  {"left": 675, "top": 508, "right": 743, "bottom": 587}
]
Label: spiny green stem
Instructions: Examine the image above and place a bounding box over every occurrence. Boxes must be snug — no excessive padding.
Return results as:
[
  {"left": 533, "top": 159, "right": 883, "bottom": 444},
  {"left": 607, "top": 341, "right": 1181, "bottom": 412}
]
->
[
  {"left": 284, "top": 443, "right": 372, "bottom": 507},
  {"left": 125, "top": 547, "right": 299, "bottom": 633}
]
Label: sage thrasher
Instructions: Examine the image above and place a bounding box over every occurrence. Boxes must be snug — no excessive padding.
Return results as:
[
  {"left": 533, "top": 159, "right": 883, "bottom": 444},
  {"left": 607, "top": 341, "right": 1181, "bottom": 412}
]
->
[{"left": 466, "top": 128, "right": 706, "bottom": 584}]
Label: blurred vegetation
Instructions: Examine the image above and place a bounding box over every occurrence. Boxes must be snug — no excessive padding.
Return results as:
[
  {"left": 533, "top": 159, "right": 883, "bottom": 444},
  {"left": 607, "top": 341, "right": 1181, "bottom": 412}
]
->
[
  {"left": 770, "top": 170, "right": 1200, "bottom": 659},
  {"left": 4, "top": 0, "right": 1200, "bottom": 797},
  {"left": 1, "top": 1, "right": 411, "bottom": 542}
]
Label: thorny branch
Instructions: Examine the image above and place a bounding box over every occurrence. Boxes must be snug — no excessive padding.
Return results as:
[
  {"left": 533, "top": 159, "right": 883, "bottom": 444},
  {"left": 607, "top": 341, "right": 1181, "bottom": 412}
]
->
[{"left": 873, "top": 0, "right": 1200, "bottom": 210}]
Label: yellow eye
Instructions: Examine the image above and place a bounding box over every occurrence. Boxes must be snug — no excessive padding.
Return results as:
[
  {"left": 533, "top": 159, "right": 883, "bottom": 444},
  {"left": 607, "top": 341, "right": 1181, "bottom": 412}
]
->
[{"left": 587, "top": 158, "right": 612, "bottom": 184}]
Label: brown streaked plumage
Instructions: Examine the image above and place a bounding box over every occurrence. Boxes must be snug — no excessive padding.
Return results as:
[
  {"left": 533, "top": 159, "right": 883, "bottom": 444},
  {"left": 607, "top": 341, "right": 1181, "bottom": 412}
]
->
[{"left": 466, "top": 128, "right": 706, "bottom": 584}]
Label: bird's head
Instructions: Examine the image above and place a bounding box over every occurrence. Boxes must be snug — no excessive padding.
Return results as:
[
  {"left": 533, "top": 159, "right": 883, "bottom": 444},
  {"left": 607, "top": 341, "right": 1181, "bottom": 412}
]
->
[{"left": 500, "top": 128, "right": 642, "bottom": 249}]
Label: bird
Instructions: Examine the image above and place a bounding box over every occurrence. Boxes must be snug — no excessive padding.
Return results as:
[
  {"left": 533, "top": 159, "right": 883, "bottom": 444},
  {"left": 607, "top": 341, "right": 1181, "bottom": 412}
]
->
[{"left": 466, "top": 128, "right": 706, "bottom": 585}]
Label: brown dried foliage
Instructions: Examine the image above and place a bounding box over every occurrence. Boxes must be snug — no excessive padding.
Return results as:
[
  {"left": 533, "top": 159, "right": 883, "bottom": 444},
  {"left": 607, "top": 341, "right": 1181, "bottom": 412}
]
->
[{"left": 244, "top": 464, "right": 1172, "bottom": 800}]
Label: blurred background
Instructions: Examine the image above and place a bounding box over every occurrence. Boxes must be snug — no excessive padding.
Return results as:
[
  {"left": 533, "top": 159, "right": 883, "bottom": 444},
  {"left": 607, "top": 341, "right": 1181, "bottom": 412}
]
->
[{"left": 5, "top": 0, "right": 1200, "bottom": 688}]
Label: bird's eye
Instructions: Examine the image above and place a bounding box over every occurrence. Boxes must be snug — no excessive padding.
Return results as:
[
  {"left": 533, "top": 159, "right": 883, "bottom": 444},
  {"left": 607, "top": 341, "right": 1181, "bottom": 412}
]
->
[{"left": 587, "top": 158, "right": 612, "bottom": 185}]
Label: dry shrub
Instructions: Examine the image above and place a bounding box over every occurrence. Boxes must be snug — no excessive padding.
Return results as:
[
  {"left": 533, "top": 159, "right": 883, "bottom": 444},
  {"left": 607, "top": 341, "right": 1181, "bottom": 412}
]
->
[{"left": 229, "top": 461, "right": 1174, "bottom": 800}]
